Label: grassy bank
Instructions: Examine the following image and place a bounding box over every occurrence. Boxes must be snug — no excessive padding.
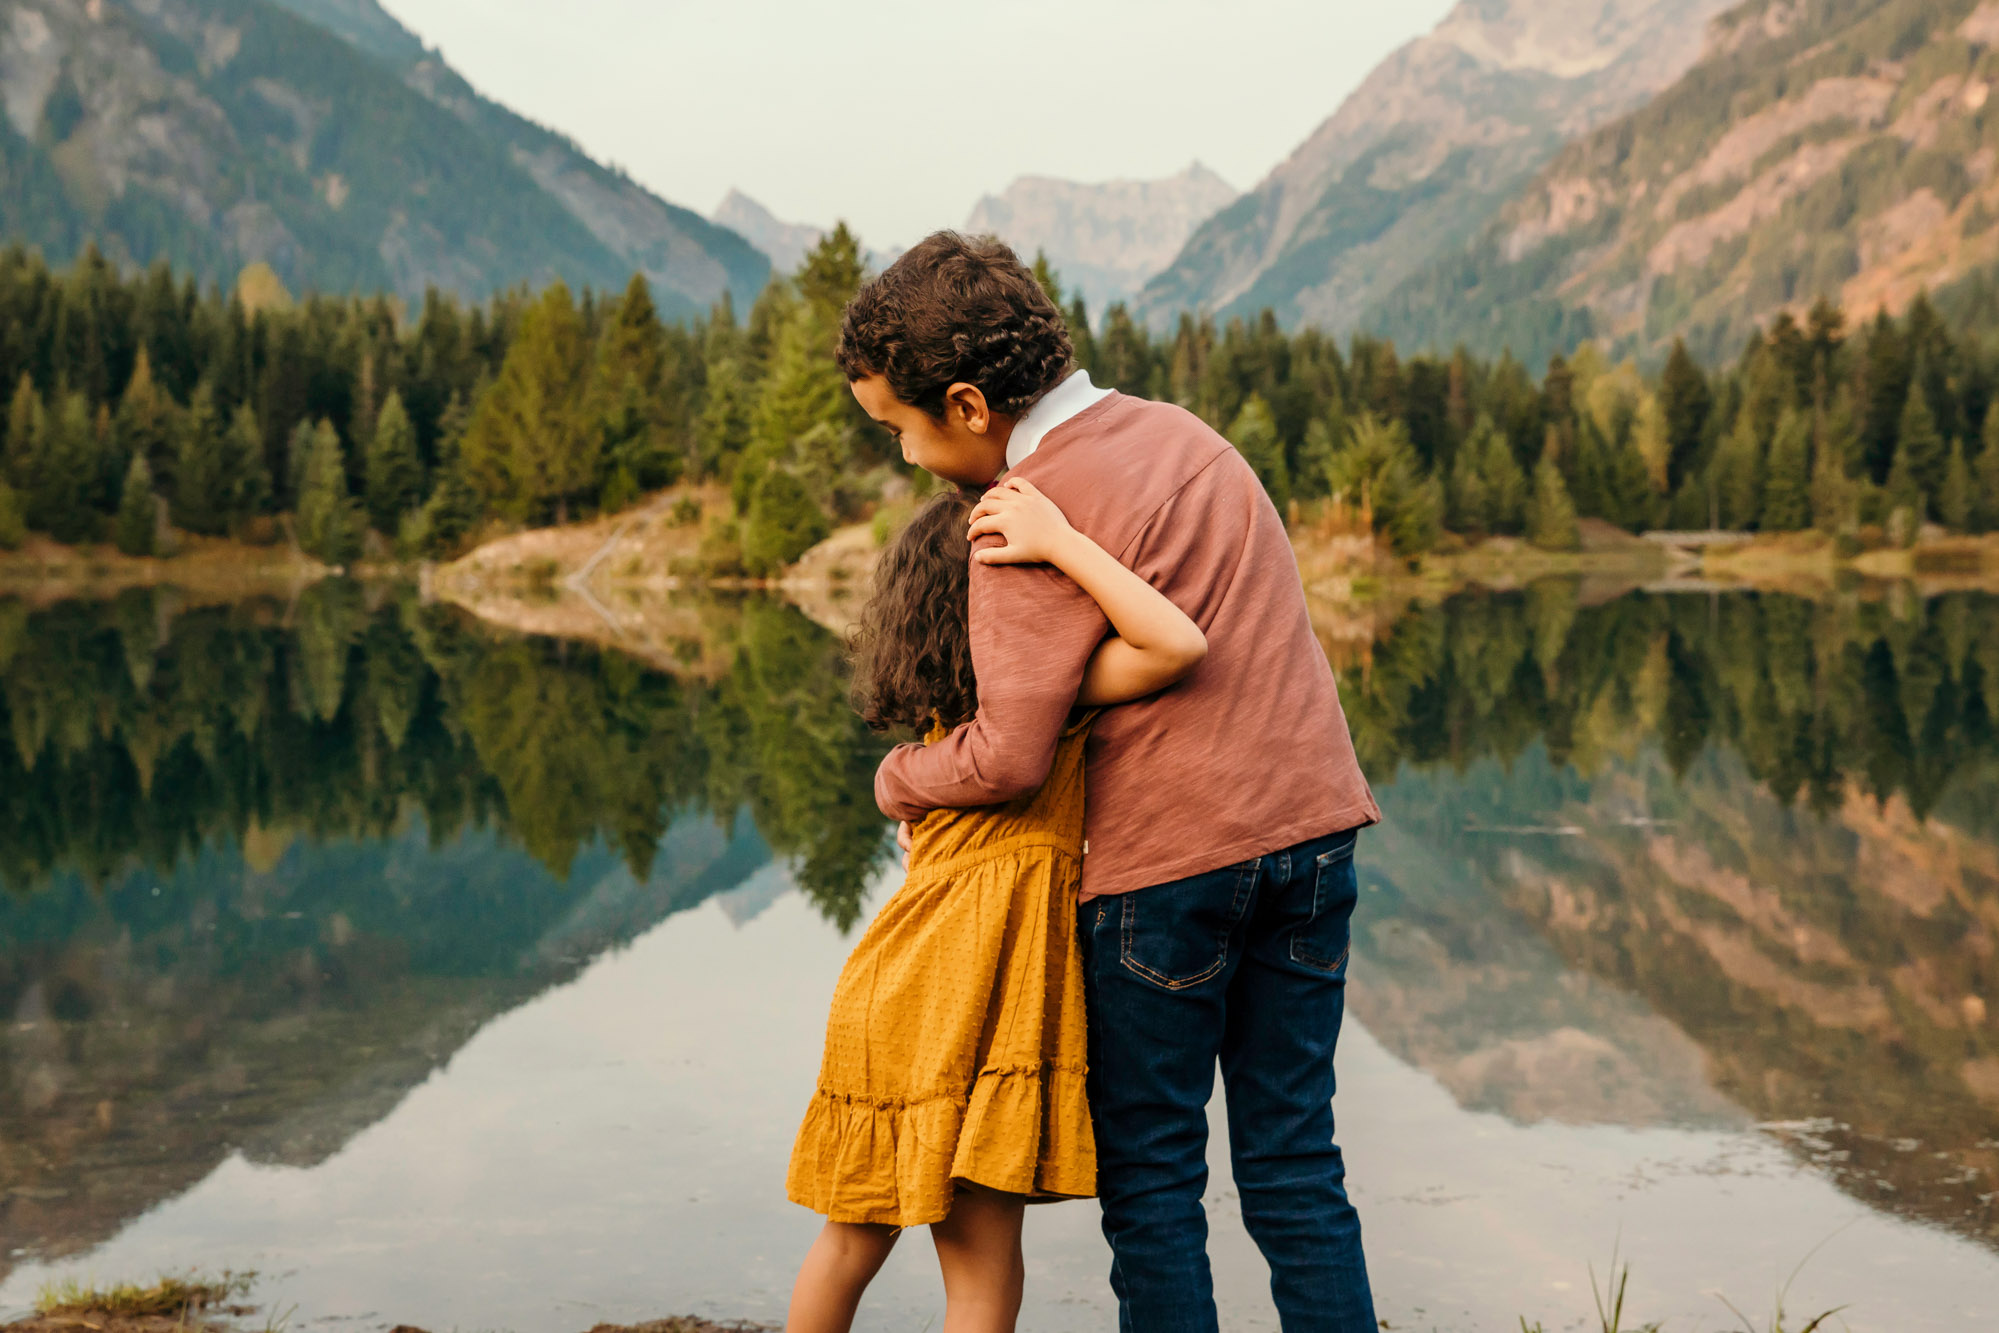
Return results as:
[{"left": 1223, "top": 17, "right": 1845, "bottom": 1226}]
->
[
  {"left": 2, "top": 1273, "right": 764, "bottom": 1333},
  {"left": 7, "top": 1259, "right": 1849, "bottom": 1333}
]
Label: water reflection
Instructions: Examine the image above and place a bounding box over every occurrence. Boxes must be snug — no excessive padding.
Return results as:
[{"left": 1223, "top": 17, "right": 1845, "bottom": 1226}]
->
[
  {"left": 0, "top": 585, "right": 891, "bottom": 920},
  {"left": 1, "top": 581, "right": 1996, "bottom": 1325},
  {"left": 0, "top": 586, "right": 890, "bottom": 1280},
  {"left": 1334, "top": 586, "right": 1999, "bottom": 1248}
]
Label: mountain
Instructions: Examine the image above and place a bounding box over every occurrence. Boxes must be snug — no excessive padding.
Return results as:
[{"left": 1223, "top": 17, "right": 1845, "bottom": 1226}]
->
[
  {"left": 962, "top": 163, "right": 1239, "bottom": 312},
  {"left": 0, "top": 0, "right": 768, "bottom": 316},
  {"left": 1367, "top": 0, "right": 1999, "bottom": 366},
  {"left": 713, "top": 188, "right": 828, "bottom": 277},
  {"left": 710, "top": 188, "right": 899, "bottom": 279},
  {"left": 1134, "top": 0, "right": 1736, "bottom": 333}
]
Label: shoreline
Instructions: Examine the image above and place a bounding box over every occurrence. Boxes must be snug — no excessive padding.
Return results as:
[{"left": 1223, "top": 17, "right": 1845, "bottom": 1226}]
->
[{"left": 7, "top": 508, "right": 1999, "bottom": 649}]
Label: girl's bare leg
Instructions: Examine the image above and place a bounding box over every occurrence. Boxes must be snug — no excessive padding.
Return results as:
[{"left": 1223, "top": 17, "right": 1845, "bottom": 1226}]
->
[
  {"left": 931, "top": 1186, "right": 1027, "bottom": 1333},
  {"left": 784, "top": 1221, "right": 899, "bottom": 1333}
]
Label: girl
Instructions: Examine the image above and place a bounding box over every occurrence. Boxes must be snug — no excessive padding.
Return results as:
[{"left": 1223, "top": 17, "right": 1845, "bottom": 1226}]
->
[{"left": 783, "top": 477, "right": 1208, "bottom": 1333}]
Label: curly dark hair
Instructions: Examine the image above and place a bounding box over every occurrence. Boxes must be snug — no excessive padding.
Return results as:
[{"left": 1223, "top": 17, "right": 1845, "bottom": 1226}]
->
[
  {"left": 836, "top": 231, "right": 1074, "bottom": 419},
  {"left": 849, "top": 489, "right": 979, "bottom": 733}
]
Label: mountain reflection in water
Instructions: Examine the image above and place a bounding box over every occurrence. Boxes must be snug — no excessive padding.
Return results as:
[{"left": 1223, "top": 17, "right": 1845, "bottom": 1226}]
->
[
  {"left": 0, "top": 586, "right": 892, "bottom": 1282},
  {"left": 1, "top": 581, "right": 1995, "bottom": 1319},
  {"left": 1327, "top": 585, "right": 1999, "bottom": 1247}
]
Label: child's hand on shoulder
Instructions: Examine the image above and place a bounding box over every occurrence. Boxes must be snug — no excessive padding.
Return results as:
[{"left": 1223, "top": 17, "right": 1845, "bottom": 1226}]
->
[{"left": 967, "top": 478, "right": 1076, "bottom": 566}]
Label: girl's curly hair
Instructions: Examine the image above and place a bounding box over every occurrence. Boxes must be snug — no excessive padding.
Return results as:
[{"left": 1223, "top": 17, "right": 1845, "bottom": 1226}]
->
[
  {"left": 849, "top": 490, "right": 979, "bottom": 734},
  {"left": 836, "top": 232, "right": 1073, "bottom": 418}
]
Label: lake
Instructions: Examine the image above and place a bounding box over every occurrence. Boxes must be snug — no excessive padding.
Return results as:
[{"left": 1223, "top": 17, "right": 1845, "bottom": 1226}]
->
[{"left": 0, "top": 583, "right": 1994, "bottom": 1332}]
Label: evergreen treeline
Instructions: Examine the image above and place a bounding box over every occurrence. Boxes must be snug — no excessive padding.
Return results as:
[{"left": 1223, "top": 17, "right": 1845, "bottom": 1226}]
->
[
  {"left": 0, "top": 587, "right": 892, "bottom": 929},
  {"left": 1342, "top": 587, "right": 1999, "bottom": 830},
  {"left": 6, "top": 240, "right": 1999, "bottom": 566}
]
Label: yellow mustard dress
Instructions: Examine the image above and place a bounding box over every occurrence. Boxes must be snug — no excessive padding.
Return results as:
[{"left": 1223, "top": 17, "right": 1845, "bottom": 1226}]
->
[{"left": 786, "top": 714, "right": 1097, "bottom": 1227}]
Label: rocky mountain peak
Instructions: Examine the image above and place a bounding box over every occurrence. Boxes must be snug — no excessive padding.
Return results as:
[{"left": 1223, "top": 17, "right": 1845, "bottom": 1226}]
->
[
  {"left": 962, "top": 163, "right": 1238, "bottom": 312},
  {"left": 1134, "top": 0, "right": 1733, "bottom": 332}
]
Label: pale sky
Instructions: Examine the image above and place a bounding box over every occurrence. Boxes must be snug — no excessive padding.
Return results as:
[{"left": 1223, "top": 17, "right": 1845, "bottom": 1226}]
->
[{"left": 376, "top": 0, "right": 1459, "bottom": 249}]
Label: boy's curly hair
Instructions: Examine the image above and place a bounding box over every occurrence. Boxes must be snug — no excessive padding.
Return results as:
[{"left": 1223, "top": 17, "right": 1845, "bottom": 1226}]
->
[
  {"left": 849, "top": 490, "right": 979, "bottom": 734},
  {"left": 836, "top": 232, "right": 1073, "bottom": 418}
]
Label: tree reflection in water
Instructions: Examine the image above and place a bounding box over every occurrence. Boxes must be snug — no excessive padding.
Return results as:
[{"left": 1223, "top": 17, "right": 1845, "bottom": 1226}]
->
[
  {"left": 0, "top": 584, "right": 893, "bottom": 925},
  {"left": 1334, "top": 583, "right": 1999, "bottom": 1250},
  {"left": 0, "top": 582, "right": 1994, "bottom": 1273}
]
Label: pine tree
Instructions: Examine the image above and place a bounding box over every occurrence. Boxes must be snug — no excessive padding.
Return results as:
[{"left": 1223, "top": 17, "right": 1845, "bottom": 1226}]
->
[
  {"left": 0, "top": 482, "right": 24, "bottom": 551},
  {"left": 1325, "top": 414, "right": 1441, "bottom": 554},
  {"left": 742, "top": 466, "right": 829, "bottom": 575},
  {"left": 1660, "top": 338, "right": 1711, "bottom": 490},
  {"left": 172, "top": 385, "right": 230, "bottom": 536},
  {"left": 1974, "top": 416, "right": 1999, "bottom": 533},
  {"left": 297, "top": 418, "right": 362, "bottom": 564},
  {"left": 1606, "top": 428, "right": 1659, "bottom": 531},
  {"left": 1479, "top": 420, "right": 1529, "bottom": 534},
  {"left": 1894, "top": 376, "right": 1947, "bottom": 519},
  {"left": 1227, "top": 395, "right": 1290, "bottom": 514},
  {"left": 1066, "top": 295, "right": 1095, "bottom": 372},
  {"left": 36, "top": 392, "right": 100, "bottom": 543},
  {"left": 114, "top": 453, "right": 158, "bottom": 557},
  {"left": 1448, "top": 441, "right": 1491, "bottom": 535},
  {"left": 414, "top": 392, "right": 484, "bottom": 557},
  {"left": 1715, "top": 411, "right": 1764, "bottom": 529},
  {"left": 742, "top": 299, "right": 850, "bottom": 511},
  {"left": 286, "top": 418, "right": 318, "bottom": 507},
  {"left": 1629, "top": 390, "right": 1671, "bottom": 493},
  {"left": 115, "top": 348, "right": 176, "bottom": 487},
  {"left": 364, "top": 389, "right": 424, "bottom": 532},
  {"left": 588, "top": 274, "right": 678, "bottom": 503},
  {"left": 223, "top": 402, "right": 271, "bottom": 526},
  {"left": 1760, "top": 409, "right": 1811, "bottom": 531},
  {"left": 1810, "top": 405, "right": 1858, "bottom": 536},
  {"left": 797, "top": 223, "right": 867, "bottom": 330},
  {"left": 1860, "top": 311, "right": 1911, "bottom": 481},
  {"left": 1294, "top": 418, "right": 1339, "bottom": 502},
  {"left": 1569, "top": 415, "right": 1635, "bottom": 523},
  {"left": 4, "top": 374, "right": 42, "bottom": 495},
  {"left": 1528, "top": 453, "right": 1580, "bottom": 551},
  {"left": 1940, "top": 440, "right": 1973, "bottom": 532},
  {"left": 697, "top": 356, "right": 755, "bottom": 480},
  {"left": 459, "top": 281, "right": 593, "bottom": 523}
]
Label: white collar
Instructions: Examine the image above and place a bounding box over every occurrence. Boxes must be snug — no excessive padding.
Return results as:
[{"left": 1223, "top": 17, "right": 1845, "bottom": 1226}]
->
[{"left": 1004, "top": 369, "right": 1113, "bottom": 470}]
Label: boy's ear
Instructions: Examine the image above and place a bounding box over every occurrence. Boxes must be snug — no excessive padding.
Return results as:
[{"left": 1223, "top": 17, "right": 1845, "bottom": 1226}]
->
[{"left": 943, "top": 382, "right": 994, "bottom": 436}]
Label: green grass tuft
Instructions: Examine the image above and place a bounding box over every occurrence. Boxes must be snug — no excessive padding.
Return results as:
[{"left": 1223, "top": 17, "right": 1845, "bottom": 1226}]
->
[{"left": 35, "top": 1271, "right": 249, "bottom": 1317}]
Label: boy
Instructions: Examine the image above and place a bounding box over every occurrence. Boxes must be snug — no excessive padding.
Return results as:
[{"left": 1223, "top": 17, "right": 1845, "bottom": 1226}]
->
[{"left": 839, "top": 232, "right": 1380, "bottom": 1333}]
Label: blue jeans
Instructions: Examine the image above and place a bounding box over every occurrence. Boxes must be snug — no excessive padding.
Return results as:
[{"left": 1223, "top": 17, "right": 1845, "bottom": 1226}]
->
[{"left": 1077, "top": 828, "right": 1373, "bottom": 1333}]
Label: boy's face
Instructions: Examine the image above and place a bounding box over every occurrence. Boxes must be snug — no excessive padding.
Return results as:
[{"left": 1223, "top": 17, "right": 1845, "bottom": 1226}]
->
[{"left": 851, "top": 375, "right": 1011, "bottom": 487}]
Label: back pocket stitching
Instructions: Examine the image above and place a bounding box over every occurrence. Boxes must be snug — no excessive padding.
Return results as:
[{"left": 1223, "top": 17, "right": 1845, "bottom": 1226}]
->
[
  {"left": 1119, "top": 862, "right": 1255, "bottom": 991},
  {"left": 1292, "top": 843, "right": 1356, "bottom": 972}
]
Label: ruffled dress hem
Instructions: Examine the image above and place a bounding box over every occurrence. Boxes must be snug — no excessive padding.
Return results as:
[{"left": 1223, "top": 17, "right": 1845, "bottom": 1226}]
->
[{"left": 785, "top": 1059, "right": 1095, "bottom": 1228}]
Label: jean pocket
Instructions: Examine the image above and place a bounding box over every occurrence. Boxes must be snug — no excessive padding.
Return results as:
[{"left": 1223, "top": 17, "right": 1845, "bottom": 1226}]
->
[
  {"left": 1290, "top": 833, "right": 1357, "bottom": 974},
  {"left": 1119, "top": 861, "right": 1257, "bottom": 990}
]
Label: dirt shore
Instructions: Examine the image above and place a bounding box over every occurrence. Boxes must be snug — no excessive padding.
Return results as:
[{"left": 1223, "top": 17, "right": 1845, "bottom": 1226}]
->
[{"left": 0, "top": 534, "right": 333, "bottom": 602}]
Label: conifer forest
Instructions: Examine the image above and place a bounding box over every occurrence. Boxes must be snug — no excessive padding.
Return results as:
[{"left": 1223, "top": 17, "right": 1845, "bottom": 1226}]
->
[{"left": 8, "top": 225, "right": 1999, "bottom": 575}]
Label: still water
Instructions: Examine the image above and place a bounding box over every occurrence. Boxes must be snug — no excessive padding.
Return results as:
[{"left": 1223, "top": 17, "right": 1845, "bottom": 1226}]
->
[{"left": 0, "top": 584, "right": 1994, "bottom": 1331}]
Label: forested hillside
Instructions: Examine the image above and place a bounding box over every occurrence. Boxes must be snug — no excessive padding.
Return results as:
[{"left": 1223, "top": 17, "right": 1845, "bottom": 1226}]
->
[
  {"left": 1369, "top": 0, "right": 1999, "bottom": 366},
  {"left": 0, "top": 0, "right": 767, "bottom": 316},
  {"left": 5, "top": 236, "right": 1999, "bottom": 576}
]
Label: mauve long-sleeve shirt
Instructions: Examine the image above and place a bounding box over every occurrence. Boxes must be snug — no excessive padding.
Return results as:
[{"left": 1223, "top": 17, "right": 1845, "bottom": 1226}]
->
[{"left": 873, "top": 391, "right": 1379, "bottom": 900}]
